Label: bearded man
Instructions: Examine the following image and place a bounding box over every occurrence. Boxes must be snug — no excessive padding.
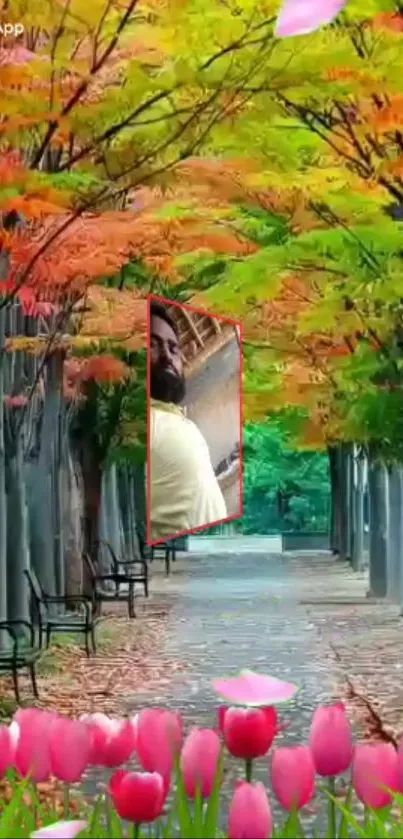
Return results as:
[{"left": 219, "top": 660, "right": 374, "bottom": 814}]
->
[{"left": 149, "top": 300, "right": 227, "bottom": 541}]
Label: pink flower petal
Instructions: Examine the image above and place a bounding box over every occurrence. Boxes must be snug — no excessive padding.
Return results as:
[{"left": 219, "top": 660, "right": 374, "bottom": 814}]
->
[
  {"left": 30, "top": 821, "right": 87, "bottom": 839},
  {"left": 212, "top": 670, "right": 298, "bottom": 707},
  {"left": 275, "top": 0, "right": 348, "bottom": 38}
]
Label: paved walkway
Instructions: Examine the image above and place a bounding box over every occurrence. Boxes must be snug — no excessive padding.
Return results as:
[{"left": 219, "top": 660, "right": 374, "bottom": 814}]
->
[{"left": 122, "top": 551, "right": 373, "bottom": 833}]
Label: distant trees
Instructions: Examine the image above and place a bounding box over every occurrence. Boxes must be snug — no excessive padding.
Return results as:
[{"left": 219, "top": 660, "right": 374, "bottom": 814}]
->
[{"left": 242, "top": 420, "right": 330, "bottom": 535}]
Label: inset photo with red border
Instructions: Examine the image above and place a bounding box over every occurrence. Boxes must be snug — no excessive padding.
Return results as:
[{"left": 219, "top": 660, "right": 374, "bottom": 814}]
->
[{"left": 147, "top": 294, "right": 243, "bottom": 546}]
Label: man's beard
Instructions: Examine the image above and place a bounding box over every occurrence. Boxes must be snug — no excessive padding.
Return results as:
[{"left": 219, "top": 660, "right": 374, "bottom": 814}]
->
[{"left": 150, "top": 365, "right": 186, "bottom": 404}]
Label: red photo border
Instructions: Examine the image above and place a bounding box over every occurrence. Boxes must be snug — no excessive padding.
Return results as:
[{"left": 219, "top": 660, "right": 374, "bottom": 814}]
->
[{"left": 146, "top": 293, "right": 244, "bottom": 547}]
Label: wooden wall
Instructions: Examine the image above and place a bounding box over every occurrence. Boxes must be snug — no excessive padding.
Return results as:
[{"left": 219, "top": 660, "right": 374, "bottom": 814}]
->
[{"left": 184, "top": 336, "right": 241, "bottom": 518}]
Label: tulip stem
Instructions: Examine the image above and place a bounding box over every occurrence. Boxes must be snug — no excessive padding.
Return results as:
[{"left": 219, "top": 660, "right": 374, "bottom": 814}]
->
[
  {"left": 31, "top": 782, "right": 38, "bottom": 828},
  {"left": 104, "top": 793, "right": 112, "bottom": 835},
  {"left": 63, "top": 784, "right": 70, "bottom": 819},
  {"left": 245, "top": 759, "right": 252, "bottom": 782},
  {"left": 132, "top": 823, "right": 140, "bottom": 838},
  {"left": 328, "top": 777, "right": 337, "bottom": 837}
]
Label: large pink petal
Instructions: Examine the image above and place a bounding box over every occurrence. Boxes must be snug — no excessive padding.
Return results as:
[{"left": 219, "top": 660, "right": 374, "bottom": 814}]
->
[
  {"left": 212, "top": 670, "right": 298, "bottom": 707},
  {"left": 49, "top": 718, "right": 91, "bottom": 783},
  {"left": 275, "top": 0, "right": 348, "bottom": 38},
  {"left": 14, "top": 709, "right": 57, "bottom": 782},
  {"left": 30, "top": 821, "right": 87, "bottom": 839}
]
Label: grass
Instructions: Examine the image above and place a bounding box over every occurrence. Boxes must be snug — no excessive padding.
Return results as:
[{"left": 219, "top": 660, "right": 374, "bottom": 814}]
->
[
  {"left": 0, "top": 696, "right": 18, "bottom": 721},
  {"left": 36, "top": 621, "right": 119, "bottom": 677}
]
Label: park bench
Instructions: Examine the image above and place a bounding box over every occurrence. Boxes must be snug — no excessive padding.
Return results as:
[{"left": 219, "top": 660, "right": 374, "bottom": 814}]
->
[
  {"left": 24, "top": 568, "right": 96, "bottom": 657},
  {"left": 0, "top": 619, "right": 41, "bottom": 703},
  {"left": 96, "top": 539, "right": 149, "bottom": 598},
  {"left": 150, "top": 541, "right": 177, "bottom": 577},
  {"left": 83, "top": 553, "right": 136, "bottom": 618}
]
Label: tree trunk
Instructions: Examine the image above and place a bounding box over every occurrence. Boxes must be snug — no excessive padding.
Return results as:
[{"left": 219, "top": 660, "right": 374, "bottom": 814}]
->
[
  {"left": 387, "top": 465, "right": 403, "bottom": 602},
  {"left": 28, "top": 356, "right": 62, "bottom": 596},
  {"left": 63, "top": 447, "right": 84, "bottom": 597},
  {"left": 82, "top": 445, "right": 103, "bottom": 561},
  {"left": 351, "top": 450, "right": 365, "bottom": 571},
  {"left": 368, "top": 454, "right": 388, "bottom": 597},
  {"left": 340, "top": 443, "right": 352, "bottom": 561},
  {"left": 328, "top": 445, "right": 342, "bottom": 555},
  {"left": 53, "top": 405, "right": 65, "bottom": 596},
  {"left": 118, "top": 466, "right": 133, "bottom": 557},
  {"left": 99, "top": 465, "right": 121, "bottom": 570},
  {"left": 132, "top": 463, "right": 146, "bottom": 556},
  {"left": 0, "top": 308, "right": 7, "bottom": 647},
  {"left": 6, "top": 435, "right": 29, "bottom": 622}
]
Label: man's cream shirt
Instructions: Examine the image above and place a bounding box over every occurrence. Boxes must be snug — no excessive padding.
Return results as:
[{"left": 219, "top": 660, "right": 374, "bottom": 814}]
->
[{"left": 150, "top": 399, "right": 227, "bottom": 540}]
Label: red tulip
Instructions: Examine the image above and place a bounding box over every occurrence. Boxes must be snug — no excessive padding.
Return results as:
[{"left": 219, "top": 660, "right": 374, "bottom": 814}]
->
[
  {"left": 271, "top": 746, "right": 315, "bottom": 810},
  {"left": 137, "top": 708, "right": 183, "bottom": 777},
  {"left": 228, "top": 781, "right": 272, "bottom": 839},
  {"left": 309, "top": 703, "right": 353, "bottom": 776},
  {"left": 80, "top": 713, "right": 136, "bottom": 768},
  {"left": 109, "top": 769, "right": 165, "bottom": 823},
  {"left": 0, "top": 724, "right": 18, "bottom": 778},
  {"left": 397, "top": 738, "right": 403, "bottom": 791},
  {"left": 13, "top": 708, "right": 57, "bottom": 782},
  {"left": 180, "top": 728, "right": 221, "bottom": 799},
  {"left": 49, "top": 717, "right": 91, "bottom": 783},
  {"left": 353, "top": 744, "right": 398, "bottom": 810},
  {"left": 219, "top": 706, "right": 278, "bottom": 760}
]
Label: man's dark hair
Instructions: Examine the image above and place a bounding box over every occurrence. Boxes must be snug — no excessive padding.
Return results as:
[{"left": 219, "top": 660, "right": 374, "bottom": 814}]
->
[{"left": 150, "top": 300, "right": 179, "bottom": 340}]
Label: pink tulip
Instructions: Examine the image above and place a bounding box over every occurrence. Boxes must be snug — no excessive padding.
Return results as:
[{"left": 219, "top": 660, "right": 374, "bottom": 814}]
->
[
  {"left": 219, "top": 706, "right": 278, "bottom": 760},
  {"left": 30, "top": 821, "right": 87, "bottom": 838},
  {"left": 275, "top": 0, "right": 348, "bottom": 38},
  {"left": 0, "top": 724, "right": 18, "bottom": 777},
  {"left": 353, "top": 744, "right": 398, "bottom": 810},
  {"left": 109, "top": 769, "right": 165, "bottom": 823},
  {"left": 180, "top": 728, "right": 221, "bottom": 799},
  {"left": 397, "top": 738, "right": 403, "bottom": 791},
  {"left": 271, "top": 746, "right": 315, "bottom": 810},
  {"left": 228, "top": 781, "right": 272, "bottom": 839},
  {"left": 13, "top": 709, "right": 57, "bottom": 782},
  {"left": 212, "top": 670, "right": 298, "bottom": 707},
  {"left": 49, "top": 717, "right": 91, "bottom": 783},
  {"left": 137, "top": 708, "right": 183, "bottom": 777},
  {"left": 309, "top": 703, "right": 353, "bottom": 776},
  {"left": 80, "top": 713, "right": 136, "bottom": 768}
]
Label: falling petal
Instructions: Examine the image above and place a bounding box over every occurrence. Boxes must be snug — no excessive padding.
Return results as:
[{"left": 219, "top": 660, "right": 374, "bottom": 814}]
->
[
  {"left": 275, "top": 0, "right": 348, "bottom": 38},
  {"left": 30, "top": 821, "right": 88, "bottom": 839},
  {"left": 212, "top": 670, "right": 298, "bottom": 706}
]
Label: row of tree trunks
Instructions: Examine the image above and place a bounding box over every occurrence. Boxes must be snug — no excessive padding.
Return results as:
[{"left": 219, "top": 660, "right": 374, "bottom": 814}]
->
[
  {"left": 329, "top": 442, "right": 403, "bottom": 605},
  {"left": 0, "top": 304, "right": 147, "bottom": 633}
]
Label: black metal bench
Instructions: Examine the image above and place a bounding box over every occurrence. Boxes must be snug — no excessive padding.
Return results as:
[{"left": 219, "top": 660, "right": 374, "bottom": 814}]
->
[
  {"left": 24, "top": 568, "right": 96, "bottom": 657},
  {"left": 83, "top": 553, "right": 136, "bottom": 619},
  {"left": 150, "top": 541, "right": 177, "bottom": 577},
  {"left": 96, "top": 539, "right": 149, "bottom": 598},
  {"left": 0, "top": 620, "right": 41, "bottom": 703}
]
